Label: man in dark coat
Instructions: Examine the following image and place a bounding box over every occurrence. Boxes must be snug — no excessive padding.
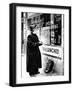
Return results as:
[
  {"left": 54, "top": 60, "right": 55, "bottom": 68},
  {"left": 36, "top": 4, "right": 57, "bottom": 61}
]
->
[{"left": 26, "top": 26, "right": 42, "bottom": 76}]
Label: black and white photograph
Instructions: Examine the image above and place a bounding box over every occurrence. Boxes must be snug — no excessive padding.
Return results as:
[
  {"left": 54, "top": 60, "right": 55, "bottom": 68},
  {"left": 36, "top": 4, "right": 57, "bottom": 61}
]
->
[
  {"left": 10, "top": 3, "right": 71, "bottom": 86},
  {"left": 21, "top": 12, "right": 63, "bottom": 77}
]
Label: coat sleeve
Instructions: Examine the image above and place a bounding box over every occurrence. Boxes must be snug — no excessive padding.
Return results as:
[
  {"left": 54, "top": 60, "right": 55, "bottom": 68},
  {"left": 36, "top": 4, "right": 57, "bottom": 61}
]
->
[
  {"left": 35, "top": 34, "right": 42, "bottom": 46},
  {"left": 27, "top": 35, "right": 42, "bottom": 47},
  {"left": 27, "top": 35, "right": 36, "bottom": 47}
]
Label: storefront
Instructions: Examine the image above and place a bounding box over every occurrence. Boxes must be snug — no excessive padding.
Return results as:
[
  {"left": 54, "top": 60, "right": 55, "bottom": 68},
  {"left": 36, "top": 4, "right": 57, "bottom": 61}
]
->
[{"left": 21, "top": 12, "right": 64, "bottom": 75}]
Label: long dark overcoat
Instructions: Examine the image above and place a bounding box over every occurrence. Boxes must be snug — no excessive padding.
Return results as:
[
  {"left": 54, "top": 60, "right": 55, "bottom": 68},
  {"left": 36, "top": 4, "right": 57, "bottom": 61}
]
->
[{"left": 26, "top": 33, "right": 42, "bottom": 72}]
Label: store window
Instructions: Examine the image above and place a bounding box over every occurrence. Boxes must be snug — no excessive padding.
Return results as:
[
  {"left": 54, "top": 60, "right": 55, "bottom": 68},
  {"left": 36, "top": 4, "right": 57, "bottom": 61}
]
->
[{"left": 27, "top": 13, "right": 62, "bottom": 46}]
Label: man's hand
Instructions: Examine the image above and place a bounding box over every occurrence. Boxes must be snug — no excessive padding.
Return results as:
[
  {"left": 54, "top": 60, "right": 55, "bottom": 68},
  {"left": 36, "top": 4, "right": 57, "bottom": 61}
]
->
[{"left": 39, "top": 41, "right": 43, "bottom": 45}]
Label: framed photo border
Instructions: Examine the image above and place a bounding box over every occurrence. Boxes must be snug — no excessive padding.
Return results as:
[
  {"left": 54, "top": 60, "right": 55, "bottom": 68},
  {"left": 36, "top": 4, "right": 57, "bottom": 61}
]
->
[{"left": 9, "top": 3, "right": 71, "bottom": 87}]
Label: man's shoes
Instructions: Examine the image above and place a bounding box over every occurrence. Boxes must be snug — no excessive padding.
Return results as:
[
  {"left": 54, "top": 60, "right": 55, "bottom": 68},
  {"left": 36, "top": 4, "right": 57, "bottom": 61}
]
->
[
  {"left": 35, "top": 71, "right": 40, "bottom": 74},
  {"left": 29, "top": 73, "right": 35, "bottom": 77}
]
